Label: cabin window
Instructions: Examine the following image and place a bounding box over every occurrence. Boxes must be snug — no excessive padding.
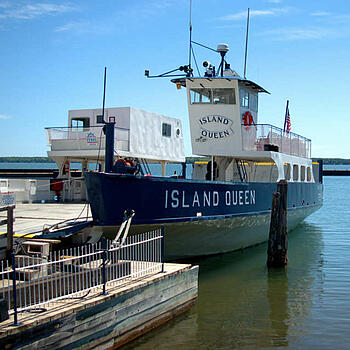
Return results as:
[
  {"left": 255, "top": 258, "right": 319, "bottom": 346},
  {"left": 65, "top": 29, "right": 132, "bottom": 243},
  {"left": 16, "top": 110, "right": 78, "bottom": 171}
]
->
[
  {"left": 162, "top": 123, "right": 171, "bottom": 137},
  {"left": 240, "top": 88, "right": 249, "bottom": 108},
  {"left": 301, "top": 166, "right": 306, "bottom": 181},
  {"left": 71, "top": 118, "right": 90, "bottom": 131},
  {"left": 212, "top": 88, "right": 236, "bottom": 104},
  {"left": 190, "top": 88, "right": 235, "bottom": 104},
  {"left": 293, "top": 164, "right": 299, "bottom": 181},
  {"left": 307, "top": 167, "right": 311, "bottom": 181},
  {"left": 250, "top": 93, "right": 258, "bottom": 112},
  {"left": 190, "top": 88, "right": 211, "bottom": 104},
  {"left": 96, "top": 115, "right": 104, "bottom": 124},
  {"left": 284, "top": 163, "right": 291, "bottom": 180}
]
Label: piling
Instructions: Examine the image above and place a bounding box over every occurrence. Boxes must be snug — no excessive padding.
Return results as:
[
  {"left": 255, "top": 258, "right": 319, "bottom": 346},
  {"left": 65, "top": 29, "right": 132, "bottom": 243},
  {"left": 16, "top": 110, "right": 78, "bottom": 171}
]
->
[{"left": 267, "top": 180, "right": 288, "bottom": 267}]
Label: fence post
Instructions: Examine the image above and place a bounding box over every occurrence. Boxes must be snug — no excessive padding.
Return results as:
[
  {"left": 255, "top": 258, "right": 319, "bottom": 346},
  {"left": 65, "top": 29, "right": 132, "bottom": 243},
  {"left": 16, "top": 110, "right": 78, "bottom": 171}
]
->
[
  {"left": 101, "top": 237, "right": 107, "bottom": 295},
  {"left": 161, "top": 226, "right": 165, "bottom": 273},
  {"left": 11, "top": 252, "right": 19, "bottom": 326},
  {"left": 6, "top": 205, "right": 15, "bottom": 261}
]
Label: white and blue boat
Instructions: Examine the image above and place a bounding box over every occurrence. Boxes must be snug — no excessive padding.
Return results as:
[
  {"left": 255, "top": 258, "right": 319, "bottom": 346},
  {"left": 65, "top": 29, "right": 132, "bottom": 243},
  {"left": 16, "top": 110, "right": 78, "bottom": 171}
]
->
[{"left": 84, "top": 43, "right": 323, "bottom": 259}]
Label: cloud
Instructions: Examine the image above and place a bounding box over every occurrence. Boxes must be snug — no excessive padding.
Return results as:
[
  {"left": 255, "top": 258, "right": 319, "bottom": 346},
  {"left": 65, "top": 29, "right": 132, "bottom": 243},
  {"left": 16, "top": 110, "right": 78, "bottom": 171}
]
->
[
  {"left": 55, "top": 1, "right": 176, "bottom": 35},
  {"left": 267, "top": 0, "right": 282, "bottom": 3},
  {"left": 55, "top": 21, "right": 116, "bottom": 36},
  {"left": 0, "top": 114, "right": 11, "bottom": 119},
  {"left": 219, "top": 7, "right": 291, "bottom": 21},
  {"left": 311, "top": 11, "right": 331, "bottom": 17},
  {"left": 0, "top": 2, "right": 76, "bottom": 20},
  {"left": 259, "top": 27, "right": 344, "bottom": 41}
]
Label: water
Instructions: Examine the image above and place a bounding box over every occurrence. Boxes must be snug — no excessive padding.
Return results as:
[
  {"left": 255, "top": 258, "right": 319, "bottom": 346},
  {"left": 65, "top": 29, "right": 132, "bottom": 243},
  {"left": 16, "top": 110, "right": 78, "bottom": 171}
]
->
[{"left": 124, "top": 176, "right": 350, "bottom": 349}]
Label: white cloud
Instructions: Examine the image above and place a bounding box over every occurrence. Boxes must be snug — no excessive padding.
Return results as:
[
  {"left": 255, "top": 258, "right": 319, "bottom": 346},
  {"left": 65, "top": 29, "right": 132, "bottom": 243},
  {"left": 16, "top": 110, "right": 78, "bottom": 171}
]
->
[
  {"left": 259, "top": 27, "right": 343, "bottom": 41},
  {"left": 267, "top": 0, "right": 282, "bottom": 3},
  {"left": 219, "top": 7, "right": 290, "bottom": 21},
  {"left": 0, "top": 114, "right": 11, "bottom": 119},
  {"left": 0, "top": 2, "right": 76, "bottom": 20},
  {"left": 55, "top": 21, "right": 115, "bottom": 35},
  {"left": 311, "top": 11, "right": 331, "bottom": 17},
  {"left": 55, "top": 1, "right": 176, "bottom": 35}
]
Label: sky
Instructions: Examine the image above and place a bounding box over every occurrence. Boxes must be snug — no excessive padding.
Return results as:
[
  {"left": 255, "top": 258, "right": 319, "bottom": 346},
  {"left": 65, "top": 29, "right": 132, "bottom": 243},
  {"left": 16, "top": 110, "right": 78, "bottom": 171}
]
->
[{"left": 0, "top": 0, "right": 349, "bottom": 158}]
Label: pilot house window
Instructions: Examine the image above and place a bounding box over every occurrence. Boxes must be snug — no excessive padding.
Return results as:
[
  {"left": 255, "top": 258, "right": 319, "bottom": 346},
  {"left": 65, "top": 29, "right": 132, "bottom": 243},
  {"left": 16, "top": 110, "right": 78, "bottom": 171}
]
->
[
  {"left": 240, "top": 89, "right": 249, "bottom": 108},
  {"left": 162, "top": 123, "right": 171, "bottom": 137},
  {"left": 190, "top": 88, "right": 236, "bottom": 104}
]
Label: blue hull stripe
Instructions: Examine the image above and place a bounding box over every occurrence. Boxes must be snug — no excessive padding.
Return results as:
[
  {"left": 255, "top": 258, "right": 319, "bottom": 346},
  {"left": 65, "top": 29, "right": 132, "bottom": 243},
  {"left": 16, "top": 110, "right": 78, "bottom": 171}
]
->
[{"left": 84, "top": 172, "right": 323, "bottom": 227}]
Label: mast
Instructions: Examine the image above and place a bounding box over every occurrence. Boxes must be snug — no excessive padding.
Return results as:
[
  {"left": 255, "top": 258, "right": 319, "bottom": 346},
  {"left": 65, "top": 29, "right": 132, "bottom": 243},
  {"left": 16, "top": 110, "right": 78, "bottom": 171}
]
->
[
  {"left": 243, "top": 8, "right": 250, "bottom": 79},
  {"left": 188, "top": 0, "right": 193, "bottom": 76}
]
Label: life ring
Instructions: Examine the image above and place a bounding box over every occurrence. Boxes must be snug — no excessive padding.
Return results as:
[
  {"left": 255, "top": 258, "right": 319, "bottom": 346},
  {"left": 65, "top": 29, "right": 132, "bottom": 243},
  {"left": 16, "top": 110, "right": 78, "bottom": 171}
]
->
[{"left": 242, "top": 111, "right": 255, "bottom": 128}]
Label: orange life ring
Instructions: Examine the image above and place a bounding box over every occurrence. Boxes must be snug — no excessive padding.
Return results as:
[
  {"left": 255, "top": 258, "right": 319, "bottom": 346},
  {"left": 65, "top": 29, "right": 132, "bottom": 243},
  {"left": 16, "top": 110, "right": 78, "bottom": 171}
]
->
[{"left": 242, "top": 111, "right": 255, "bottom": 128}]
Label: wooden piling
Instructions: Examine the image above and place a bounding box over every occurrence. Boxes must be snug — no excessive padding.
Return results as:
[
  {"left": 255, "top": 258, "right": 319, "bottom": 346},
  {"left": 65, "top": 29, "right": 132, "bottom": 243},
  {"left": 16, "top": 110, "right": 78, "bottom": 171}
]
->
[{"left": 267, "top": 180, "right": 288, "bottom": 267}]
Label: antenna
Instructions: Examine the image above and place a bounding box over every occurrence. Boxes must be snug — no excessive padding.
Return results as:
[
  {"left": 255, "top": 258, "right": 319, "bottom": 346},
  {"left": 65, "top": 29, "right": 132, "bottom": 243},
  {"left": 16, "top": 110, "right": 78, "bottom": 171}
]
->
[
  {"left": 243, "top": 8, "right": 250, "bottom": 79},
  {"left": 188, "top": 0, "right": 193, "bottom": 76}
]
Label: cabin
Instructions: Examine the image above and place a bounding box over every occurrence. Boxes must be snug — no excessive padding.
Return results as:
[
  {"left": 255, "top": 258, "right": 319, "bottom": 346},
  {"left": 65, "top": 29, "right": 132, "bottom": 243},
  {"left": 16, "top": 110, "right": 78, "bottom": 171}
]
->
[{"left": 46, "top": 107, "right": 185, "bottom": 201}]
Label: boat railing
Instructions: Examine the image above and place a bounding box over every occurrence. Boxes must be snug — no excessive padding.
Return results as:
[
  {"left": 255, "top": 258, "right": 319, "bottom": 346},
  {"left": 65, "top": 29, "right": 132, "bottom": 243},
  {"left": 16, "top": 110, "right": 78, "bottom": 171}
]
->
[
  {"left": 45, "top": 126, "right": 130, "bottom": 152},
  {"left": 241, "top": 124, "right": 311, "bottom": 158}
]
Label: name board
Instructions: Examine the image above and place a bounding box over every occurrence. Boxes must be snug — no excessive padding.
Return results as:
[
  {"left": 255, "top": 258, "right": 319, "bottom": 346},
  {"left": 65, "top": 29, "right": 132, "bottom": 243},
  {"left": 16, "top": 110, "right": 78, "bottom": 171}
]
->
[
  {"left": 164, "top": 189, "right": 256, "bottom": 208},
  {"left": 197, "top": 115, "right": 234, "bottom": 142}
]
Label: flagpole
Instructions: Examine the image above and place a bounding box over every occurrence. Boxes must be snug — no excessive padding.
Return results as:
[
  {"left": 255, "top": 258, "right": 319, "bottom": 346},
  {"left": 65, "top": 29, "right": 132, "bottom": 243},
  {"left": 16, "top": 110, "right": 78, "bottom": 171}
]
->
[
  {"left": 283, "top": 100, "right": 289, "bottom": 132},
  {"left": 243, "top": 8, "right": 250, "bottom": 79}
]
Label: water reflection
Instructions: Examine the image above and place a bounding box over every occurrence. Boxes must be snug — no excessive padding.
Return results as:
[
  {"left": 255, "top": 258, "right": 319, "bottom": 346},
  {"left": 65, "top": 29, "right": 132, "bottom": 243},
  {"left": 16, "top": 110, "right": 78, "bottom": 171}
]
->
[
  {"left": 267, "top": 268, "right": 289, "bottom": 348},
  {"left": 124, "top": 222, "right": 324, "bottom": 349}
]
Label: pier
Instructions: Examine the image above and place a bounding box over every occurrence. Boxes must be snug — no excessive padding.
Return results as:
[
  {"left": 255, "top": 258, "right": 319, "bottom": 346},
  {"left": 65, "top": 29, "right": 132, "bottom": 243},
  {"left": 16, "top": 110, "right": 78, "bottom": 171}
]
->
[
  {"left": 0, "top": 263, "right": 198, "bottom": 349},
  {"left": 0, "top": 221, "right": 199, "bottom": 349}
]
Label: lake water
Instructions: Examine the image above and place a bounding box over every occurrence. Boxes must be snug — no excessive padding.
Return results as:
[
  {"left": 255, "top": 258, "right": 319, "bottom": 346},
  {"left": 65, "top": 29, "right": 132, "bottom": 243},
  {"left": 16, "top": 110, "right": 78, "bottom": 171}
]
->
[
  {"left": 123, "top": 176, "right": 350, "bottom": 349},
  {"left": 1, "top": 163, "right": 350, "bottom": 348}
]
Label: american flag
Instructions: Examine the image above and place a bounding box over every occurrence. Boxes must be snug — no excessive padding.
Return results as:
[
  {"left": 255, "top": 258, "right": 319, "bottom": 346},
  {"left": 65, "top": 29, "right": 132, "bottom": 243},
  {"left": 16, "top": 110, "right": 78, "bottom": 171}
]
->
[{"left": 284, "top": 100, "right": 291, "bottom": 132}]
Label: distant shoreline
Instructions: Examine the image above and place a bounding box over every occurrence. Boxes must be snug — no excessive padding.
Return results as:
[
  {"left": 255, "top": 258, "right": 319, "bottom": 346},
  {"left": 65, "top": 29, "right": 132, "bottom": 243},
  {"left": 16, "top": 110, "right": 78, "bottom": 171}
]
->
[
  {"left": 1, "top": 156, "right": 350, "bottom": 165},
  {"left": 0, "top": 157, "right": 55, "bottom": 163}
]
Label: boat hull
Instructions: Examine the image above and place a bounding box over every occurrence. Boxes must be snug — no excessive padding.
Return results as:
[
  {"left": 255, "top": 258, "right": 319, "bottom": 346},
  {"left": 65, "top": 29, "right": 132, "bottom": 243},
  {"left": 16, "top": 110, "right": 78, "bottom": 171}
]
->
[{"left": 84, "top": 172, "right": 323, "bottom": 259}]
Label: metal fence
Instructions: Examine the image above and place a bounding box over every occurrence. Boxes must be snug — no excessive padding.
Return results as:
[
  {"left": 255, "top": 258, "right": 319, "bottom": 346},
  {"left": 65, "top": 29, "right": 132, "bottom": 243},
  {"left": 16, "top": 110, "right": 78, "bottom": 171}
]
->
[
  {"left": 241, "top": 124, "right": 311, "bottom": 158},
  {"left": 0, "top": 229, "right": 164, "bottom": 325}
]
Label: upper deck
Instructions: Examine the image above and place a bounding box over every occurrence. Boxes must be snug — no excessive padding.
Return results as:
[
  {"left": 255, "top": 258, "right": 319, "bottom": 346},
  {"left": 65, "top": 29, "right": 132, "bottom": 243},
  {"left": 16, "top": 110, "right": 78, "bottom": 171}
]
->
[{"left": 46, "top": 107, "right": 185, "bottom": 163}]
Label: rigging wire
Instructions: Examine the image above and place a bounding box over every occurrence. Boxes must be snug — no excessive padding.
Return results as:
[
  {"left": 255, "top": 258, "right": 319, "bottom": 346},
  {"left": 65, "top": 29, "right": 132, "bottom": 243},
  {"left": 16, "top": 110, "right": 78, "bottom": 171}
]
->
[
  {"left": 191, "top": 46, "right": 201, "bottom": 76},
  {"left": 191, "top": 40, "right": 218, "bottom": 53}
]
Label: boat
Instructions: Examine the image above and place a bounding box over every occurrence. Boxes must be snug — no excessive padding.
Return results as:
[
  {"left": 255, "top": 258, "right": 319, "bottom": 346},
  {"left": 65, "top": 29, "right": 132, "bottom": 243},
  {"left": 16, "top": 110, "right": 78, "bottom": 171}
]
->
[{"left": 83, "top": 43, "right": 323, "bottom": 260}]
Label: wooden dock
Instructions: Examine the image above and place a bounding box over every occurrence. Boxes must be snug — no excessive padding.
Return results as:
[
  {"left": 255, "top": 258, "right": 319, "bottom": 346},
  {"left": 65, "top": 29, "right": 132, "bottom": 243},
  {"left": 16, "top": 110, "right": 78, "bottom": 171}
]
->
[{"left": 0, "top": 263, "right": 198, "bottom": 349}]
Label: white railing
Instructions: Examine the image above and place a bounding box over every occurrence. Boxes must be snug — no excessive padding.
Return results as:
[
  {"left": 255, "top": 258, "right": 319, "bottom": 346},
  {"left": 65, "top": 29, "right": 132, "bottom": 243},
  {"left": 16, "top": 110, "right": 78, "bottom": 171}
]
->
[
  {"left": 241, "top": 124, "right": 311, "bottom": 158},
  {"left": 0, "top": 229, "right": 163, "bottom": 324},
  {"left": 45, "top": 126, "right": 130, "bottom": 152}
]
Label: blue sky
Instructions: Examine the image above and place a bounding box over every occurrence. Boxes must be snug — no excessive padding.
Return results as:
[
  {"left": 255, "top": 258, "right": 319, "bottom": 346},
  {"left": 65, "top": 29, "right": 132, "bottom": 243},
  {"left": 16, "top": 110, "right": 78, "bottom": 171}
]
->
[{"left": 0, "top": 0, "right": 349, "bottom": 158}]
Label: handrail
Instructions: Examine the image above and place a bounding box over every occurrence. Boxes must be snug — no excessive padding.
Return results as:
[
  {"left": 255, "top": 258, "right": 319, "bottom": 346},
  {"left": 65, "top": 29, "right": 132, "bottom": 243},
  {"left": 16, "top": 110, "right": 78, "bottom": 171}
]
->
[
  {"left": 241, "top": 123, "right": 311, "bottom": 158},
  {"left": 241, "top": 123, "right": 311, "bottom": 142}
]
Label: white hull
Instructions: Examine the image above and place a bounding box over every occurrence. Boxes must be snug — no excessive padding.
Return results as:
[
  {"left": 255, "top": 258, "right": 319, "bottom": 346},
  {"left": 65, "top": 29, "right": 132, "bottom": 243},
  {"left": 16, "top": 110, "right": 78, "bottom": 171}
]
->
[{"left": 102, "top": 204, "right": 321, "bottom": 260}]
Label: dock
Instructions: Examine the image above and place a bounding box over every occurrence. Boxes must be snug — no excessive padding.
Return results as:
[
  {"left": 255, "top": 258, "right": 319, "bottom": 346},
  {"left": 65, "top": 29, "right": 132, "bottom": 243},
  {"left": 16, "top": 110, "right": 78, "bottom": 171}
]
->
[
  {"left": 0, "top": 203, "right": 91, "bottom": 237},
  {"left": 0, "top": 217, "right": 199, "bottom": 349},
  {"left": 0, "top": 263, "right": 198, "bottom": 349}
]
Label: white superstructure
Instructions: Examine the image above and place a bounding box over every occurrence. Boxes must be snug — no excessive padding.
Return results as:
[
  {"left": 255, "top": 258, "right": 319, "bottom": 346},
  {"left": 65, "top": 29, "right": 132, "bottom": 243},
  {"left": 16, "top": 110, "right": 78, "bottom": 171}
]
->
[
  {"left": 173, "top": 54, "right": 314, "bottom": 185},
  {"left": 46, "top": 107, "right": 185, "bottom": 201}
]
